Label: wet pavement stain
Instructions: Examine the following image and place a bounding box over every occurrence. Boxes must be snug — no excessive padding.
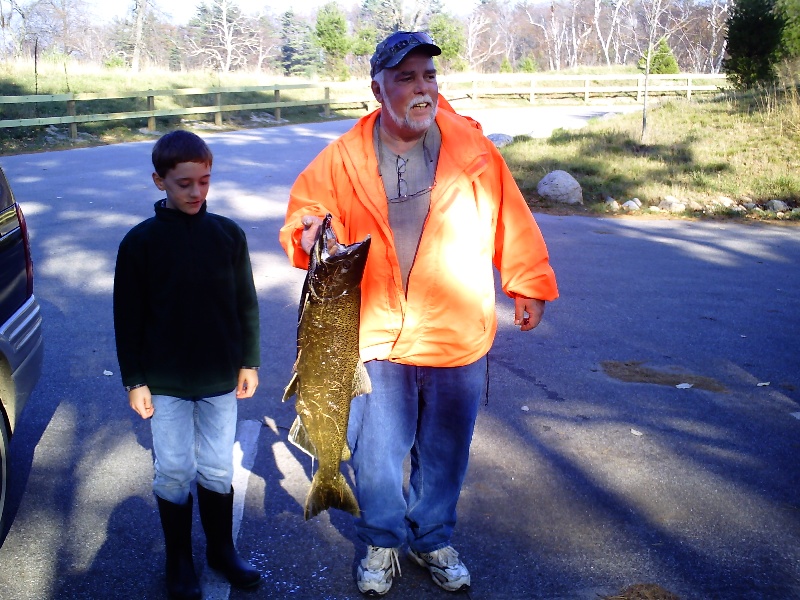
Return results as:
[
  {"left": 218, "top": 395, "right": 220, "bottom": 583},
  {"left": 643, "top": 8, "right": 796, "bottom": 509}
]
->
[{"left": 601, "top": 360, "right": 727, "bottom": 392}]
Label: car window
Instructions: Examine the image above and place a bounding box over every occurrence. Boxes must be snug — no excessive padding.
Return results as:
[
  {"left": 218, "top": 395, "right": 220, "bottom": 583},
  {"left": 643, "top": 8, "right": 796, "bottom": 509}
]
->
[{"left": 0, "top": 168, "right": 15, "bottom": 212}]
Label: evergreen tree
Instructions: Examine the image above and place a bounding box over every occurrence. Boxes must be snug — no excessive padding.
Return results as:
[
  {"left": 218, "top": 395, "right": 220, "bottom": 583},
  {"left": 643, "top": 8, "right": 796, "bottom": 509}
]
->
[
  {"left": 724, "top": 0, "right": 787, "bottom": 87},
  {"left": 429, "top": 13, "right": 466, "bottom": 72},
  {"left": 281, "top": 10, "right": 318, "bottom": 77},
  {"left": 315, "top": 2, "right": 350, "bottom": 79},
  {"left": 638, "top": 38, "right": 680, "bottom": 74}
]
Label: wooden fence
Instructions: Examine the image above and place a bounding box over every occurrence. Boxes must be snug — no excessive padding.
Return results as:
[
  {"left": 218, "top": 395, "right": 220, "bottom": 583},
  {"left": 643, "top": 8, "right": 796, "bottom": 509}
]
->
[{"left": 0, "top": 73, "right": 729, "bottom": 140}]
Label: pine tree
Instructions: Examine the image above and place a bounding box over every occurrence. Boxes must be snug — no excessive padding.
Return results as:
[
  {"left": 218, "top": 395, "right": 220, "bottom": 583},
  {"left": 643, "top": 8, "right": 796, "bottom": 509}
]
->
[{"left": 724, "top": 0, "right": 787, "bottom": 87}]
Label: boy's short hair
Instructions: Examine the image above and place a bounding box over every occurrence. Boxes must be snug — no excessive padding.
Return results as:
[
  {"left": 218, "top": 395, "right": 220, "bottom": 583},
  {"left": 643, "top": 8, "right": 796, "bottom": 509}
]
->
[{"left": 152, "top": 130, "right": 213, "bottom": 177}]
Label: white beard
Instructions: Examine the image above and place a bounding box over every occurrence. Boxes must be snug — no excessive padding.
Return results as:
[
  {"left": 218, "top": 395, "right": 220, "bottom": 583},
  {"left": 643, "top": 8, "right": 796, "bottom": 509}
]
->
[{"left": 383, "top": 94, "right": 438, "bottom": 133}]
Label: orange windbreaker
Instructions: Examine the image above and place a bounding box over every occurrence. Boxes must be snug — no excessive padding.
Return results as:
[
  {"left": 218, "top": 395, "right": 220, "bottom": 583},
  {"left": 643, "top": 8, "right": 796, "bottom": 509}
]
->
[{"left": 279, "top": 105, "right": 558, "bottom": 367}]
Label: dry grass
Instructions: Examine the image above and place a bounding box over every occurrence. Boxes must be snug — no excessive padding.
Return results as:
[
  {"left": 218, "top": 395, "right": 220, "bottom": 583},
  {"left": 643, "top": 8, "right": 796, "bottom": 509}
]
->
[{"left": 502, "top": 88, "right": 800, "bottom": 219}]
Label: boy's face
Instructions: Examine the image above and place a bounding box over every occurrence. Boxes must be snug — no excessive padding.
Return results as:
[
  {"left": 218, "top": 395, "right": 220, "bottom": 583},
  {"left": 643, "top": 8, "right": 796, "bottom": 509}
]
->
[{"left": 152, "top": 161, "right": 211, "bottom": 215}]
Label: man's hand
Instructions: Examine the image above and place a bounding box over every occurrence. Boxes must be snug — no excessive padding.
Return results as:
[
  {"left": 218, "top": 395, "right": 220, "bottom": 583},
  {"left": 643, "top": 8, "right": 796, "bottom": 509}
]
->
[
  {"left": 515, "top": 297, "right": 545, "bottom": 332},
  {"left": 237, "top": 368, "right": 259, "bottom": 399},
  {"left": 300, "top": 215, "right": 323, "bottom": 254},
  {"left": 129, "top": 385, "right": 154, "bottom": 419}
]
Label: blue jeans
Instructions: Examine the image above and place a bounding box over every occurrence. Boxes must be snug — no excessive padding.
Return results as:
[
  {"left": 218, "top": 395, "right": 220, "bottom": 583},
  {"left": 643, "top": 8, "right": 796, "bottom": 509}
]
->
[
  {"left": 347, "top": 357, "right": 487, "bottom": 552},
  {"left": 150, "top": 390, "right": 237, "bottom": 504}
]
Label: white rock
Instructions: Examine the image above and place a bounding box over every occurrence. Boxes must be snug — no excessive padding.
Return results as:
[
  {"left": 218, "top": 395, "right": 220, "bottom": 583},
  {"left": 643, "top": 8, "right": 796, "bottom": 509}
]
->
[
  {"left": 716, "top": 196, "right": 735, "bottom": 208},
  {"left": 622, "top": 200, "right": 640, "bottom": 211},
  {"left": 605, "top": 200, "right": 620, "bottom": 212},
  {"left": 537, "top": 170, "right": 583, "bottom": 205}
]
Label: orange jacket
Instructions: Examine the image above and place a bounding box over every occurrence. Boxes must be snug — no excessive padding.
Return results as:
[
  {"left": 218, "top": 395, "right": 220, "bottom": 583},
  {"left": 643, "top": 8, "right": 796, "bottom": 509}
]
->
[{"left": 280, "top": 105, "right": 558, "bottom": 367}]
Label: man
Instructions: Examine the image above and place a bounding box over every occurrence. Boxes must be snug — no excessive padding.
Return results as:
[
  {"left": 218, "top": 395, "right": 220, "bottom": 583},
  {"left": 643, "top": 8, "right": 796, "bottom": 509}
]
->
[{"left": 279, "top": 31, "right": 558, "bottom": 596}]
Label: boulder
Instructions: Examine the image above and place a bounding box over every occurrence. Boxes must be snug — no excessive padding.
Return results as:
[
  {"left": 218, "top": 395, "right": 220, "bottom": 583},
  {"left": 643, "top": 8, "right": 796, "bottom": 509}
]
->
[
  {"left": 487, "top": 133, "right": 514, "bottom": 148},
  {"left": 536, "top": 170, "right": 583, "bottom": 205}
]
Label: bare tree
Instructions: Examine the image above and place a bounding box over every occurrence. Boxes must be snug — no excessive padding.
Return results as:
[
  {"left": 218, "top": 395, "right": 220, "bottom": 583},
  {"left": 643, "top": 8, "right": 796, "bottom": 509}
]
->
[
  {"left": 130, "top": 0, "right": 148, "bottom": 72},
  {"left": 593, "top": 0, "right": 628, "bottom": 65},
  {"left": 465, "top": 10, "right": 503, "bottom": 71},
  {"left": 186, "top": 0, "right": 258, "bottom": 72},
  {"left": 527, "top": 1, "right": 568, "bottom": 71}
]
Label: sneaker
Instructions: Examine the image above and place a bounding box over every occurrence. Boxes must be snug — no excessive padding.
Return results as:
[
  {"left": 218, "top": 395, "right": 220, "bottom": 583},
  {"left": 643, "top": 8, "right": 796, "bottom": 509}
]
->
[
  {"left": 408, "top": 546, "right": 470, "bottom": 592},
  {"left": 357, "top": 546, "right": 401, "bottom": 596}
]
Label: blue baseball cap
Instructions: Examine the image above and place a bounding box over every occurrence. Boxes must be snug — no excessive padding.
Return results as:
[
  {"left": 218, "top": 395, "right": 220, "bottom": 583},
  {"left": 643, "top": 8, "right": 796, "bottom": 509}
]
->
[{"left": 370, "top": 31, "right": 442, "bottom": 78}]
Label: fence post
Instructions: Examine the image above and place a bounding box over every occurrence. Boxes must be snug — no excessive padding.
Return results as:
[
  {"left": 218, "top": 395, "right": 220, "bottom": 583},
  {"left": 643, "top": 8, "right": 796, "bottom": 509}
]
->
[
  {"left": 214, "top": 92, "right": 222, "bottom": 126},
  {"left": 584, "top": 77, "right": 590, "bottom": 103},
  {"left": 274, "top": 88, "right": 281, "bottom": 122},
  {"left": 637, "top": 76, "right": 643, "bottom": 103},
  {"left": 687, "top": 76, "right": 692, "bottom": 100},
  {"left": 147, "top": 94, "right": 156, "bottom": 131},
  {"left": 530, "top": 78, "right": 536, "bottom": 103},
  {"left": 67, "top": 97, "right": 77, "bottom": 140},
  {"left": 472, "top": 79, "right": 478, "bottom": 102},
  {"left": 324, "top": 86, "right": 330, "bottom": 118}
]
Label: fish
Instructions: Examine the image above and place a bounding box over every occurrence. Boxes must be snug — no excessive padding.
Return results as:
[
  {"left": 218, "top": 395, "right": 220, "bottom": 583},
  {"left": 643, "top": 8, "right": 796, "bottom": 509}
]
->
[{"left": 282, "top": 213, "right": 372, "bottom": 520}]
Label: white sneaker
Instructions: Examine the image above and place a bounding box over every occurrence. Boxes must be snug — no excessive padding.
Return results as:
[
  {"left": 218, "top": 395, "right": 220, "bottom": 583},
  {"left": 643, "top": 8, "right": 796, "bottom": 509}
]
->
[
  {"left": 408, "top": 545, "right": 470, "bottom": 592},
  {"left": 357, "top": 546, "right": 401, "bottom": 596}
]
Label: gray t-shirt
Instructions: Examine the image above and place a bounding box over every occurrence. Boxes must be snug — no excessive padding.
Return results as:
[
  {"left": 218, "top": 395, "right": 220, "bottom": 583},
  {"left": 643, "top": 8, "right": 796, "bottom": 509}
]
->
[{"left": 374, "top": 120, "right": 441, "bottom": 292}]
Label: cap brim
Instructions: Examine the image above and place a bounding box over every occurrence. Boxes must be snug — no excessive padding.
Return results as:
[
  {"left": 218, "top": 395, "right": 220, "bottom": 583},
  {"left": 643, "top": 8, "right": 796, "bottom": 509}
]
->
[{"left": 382, "top": 43, "right": 442, "bottom": 71}]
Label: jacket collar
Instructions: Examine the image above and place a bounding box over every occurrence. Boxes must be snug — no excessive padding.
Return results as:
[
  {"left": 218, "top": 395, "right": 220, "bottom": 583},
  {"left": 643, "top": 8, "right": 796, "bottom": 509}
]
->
[{"left": 153, "top": 199, "right": 208, "bottom": 221}]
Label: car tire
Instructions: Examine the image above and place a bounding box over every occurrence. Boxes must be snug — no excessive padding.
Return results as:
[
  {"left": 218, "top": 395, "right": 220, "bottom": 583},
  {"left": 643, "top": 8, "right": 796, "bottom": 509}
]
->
[{"left": 0, "top": 412, "right": 8, "bottom": 537}]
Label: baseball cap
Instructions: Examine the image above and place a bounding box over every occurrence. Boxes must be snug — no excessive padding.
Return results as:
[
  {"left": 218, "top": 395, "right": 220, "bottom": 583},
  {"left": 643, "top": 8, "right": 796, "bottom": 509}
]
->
[{"left": 370, "top": 31, "right": 442, "bottom": 78}]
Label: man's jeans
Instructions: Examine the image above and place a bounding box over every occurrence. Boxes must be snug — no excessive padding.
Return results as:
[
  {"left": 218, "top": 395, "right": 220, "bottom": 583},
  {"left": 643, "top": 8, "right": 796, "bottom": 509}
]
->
[
  {"left": 347, "top": 357, "right": 487, "bottom": 552},
  {"left": 150, "top": 390, "right": 237, "bottom": 504}
]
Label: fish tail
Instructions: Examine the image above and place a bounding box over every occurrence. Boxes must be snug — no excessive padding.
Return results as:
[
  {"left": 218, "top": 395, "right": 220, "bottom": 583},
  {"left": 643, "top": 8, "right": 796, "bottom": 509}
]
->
[{"left": 304, "top": 472, "right": 360, "bottom": 520}]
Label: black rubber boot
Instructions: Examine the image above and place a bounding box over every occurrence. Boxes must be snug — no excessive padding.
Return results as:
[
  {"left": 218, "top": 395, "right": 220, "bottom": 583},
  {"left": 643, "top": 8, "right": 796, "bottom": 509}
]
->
[
  {"left": 156, "top": 494, "right": 202, "bottom": 600},
  {"left": 197, "top": 484, "right": 261, "bottom": 589}
]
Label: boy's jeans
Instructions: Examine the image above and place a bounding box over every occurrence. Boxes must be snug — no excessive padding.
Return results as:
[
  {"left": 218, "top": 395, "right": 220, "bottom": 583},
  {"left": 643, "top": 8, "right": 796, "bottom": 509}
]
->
[
  {"left": 150, "top": 390, "right": 237, "bottom": 504},
  {"left": 347, "top": 357, "right": 487, "bottom": 553}
]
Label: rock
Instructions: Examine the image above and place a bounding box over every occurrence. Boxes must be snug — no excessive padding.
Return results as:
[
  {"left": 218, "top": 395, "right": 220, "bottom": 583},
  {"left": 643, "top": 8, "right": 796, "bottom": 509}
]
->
[
  {"left": 622, "top": 200, "right": 640, "bottom": 211},
  {"left": 765, "top": 199, "right": 789, "bottom": 212},
  {"left": 730, "top": 204, "right": 747, "bottom": 214},
  {"left": 537, "top": 170, "right": 583, "bottom": 205},
  {"left": 605, "top": 199, "right": 620, "bottom": 212},
  {"left": 743, "top": 202, "right": 758, "bottom": 210},
  {"left": 716, "top": 196, "right": 735, "bottom": 208},
  {"left": 487, "top": 133, "right": 514, "bottom": 148},
  {"left": 687, "top": 200, "right": 704, "bottom": 212},
  {"left": 630, "top": 197, "right": 642, "bottom": 208}
]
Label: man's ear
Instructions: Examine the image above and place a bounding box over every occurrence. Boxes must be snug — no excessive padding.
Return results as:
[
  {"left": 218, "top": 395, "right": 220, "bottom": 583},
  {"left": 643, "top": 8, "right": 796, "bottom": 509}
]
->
[
  {"left": 152, "top": 172, "right": 165, "bottom": 191},
  {"left": 371, "top": 79, "right": 383, "bottom": 104}
]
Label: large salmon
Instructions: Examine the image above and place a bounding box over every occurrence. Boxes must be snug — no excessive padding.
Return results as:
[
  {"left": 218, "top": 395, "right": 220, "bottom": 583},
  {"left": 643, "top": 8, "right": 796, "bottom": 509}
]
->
[{"left": 282, "top": 214, "right": 371, "bottom": 520}]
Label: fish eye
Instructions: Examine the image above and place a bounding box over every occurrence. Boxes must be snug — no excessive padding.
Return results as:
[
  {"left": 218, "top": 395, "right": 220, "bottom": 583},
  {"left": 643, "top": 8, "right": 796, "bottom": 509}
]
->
[{"left": 342, "top": 260, "right": 352, "bottom": 270}]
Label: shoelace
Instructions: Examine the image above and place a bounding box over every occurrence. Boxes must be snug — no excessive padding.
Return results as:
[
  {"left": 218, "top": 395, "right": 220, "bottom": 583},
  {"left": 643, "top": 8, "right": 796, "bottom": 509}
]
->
[
  {"left": 429, "top": 546, "right": 460, "bottom": 568},
  {"left": 368, "top": 546, "right": 402, "bottom": 577}
]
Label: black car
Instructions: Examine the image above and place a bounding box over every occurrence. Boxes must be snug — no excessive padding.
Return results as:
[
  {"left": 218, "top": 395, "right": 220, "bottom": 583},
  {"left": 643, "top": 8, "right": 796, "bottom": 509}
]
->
[{"left": 0, "top": 165, "right": 44, "bottom": 534}]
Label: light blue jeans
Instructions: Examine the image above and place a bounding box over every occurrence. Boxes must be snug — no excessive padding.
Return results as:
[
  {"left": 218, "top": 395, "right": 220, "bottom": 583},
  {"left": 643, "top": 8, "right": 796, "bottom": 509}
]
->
[
  {"left": 347, "top": 357, "right": 487, "bottom": 553},
  {"left": 150, "top": 390, "right": 237, "bottom": 504}
]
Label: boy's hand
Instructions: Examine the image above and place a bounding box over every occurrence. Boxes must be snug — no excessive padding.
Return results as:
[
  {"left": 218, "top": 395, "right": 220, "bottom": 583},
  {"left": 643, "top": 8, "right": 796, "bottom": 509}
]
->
[
  {"left": 300, "top": 215, "right": 323, "bottom": 254},
  {"left": 237, "top": 368, "right": 259, "bottom": 399},
  {"left": 129, "top": 385, "right": 154, "bottom": 419}
]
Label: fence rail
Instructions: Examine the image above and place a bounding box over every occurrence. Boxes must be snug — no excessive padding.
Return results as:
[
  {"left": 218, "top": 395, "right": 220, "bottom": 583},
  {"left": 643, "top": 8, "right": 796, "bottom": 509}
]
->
[{"left": 0, "top": 73, "right": 729, "bottom": 140}]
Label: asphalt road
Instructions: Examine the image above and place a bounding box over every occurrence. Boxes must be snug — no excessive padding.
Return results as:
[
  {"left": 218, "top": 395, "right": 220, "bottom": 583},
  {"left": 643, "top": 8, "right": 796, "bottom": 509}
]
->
[{"left": 0, "top": 108, "right": 798, "bottom": 600}]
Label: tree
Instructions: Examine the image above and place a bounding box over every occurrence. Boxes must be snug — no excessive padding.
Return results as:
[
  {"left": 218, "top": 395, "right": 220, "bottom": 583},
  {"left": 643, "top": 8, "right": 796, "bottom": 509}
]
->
[
  {"left": 186, "top": 0, "right": 257, "bottom": 72},
  {"left": 428, "top": 13, "right": 466, "bottom": 72},
  {"left": 315, "top": 2, "right": 350, "bottom": 79},
  {"left": 281, "top": 9, "right": 318, "bottom": 77},
  {"left": 723, "top": 0, "right": 786, "bottom": 87},
  {"left": 638, "top": 36, "right": 679, "bottom": 72},
  {"left": 778, "top": 0, "right": 800, "bottom": 58}
]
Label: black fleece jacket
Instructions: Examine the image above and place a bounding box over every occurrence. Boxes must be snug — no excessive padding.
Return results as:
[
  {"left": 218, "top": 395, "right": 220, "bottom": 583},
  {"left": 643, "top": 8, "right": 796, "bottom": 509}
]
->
[{"left": 113, "top": 200, "right": 260, "bottom": 398}]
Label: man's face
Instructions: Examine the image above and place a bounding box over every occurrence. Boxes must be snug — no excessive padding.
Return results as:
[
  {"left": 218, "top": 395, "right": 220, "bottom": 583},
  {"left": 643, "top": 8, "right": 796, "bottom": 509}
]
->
[
  {"left": 372, "top": 52, "right": 438, "bottom": 138},
  {"left": 152, "top": 161, "right": 211, "bottom": 215}
]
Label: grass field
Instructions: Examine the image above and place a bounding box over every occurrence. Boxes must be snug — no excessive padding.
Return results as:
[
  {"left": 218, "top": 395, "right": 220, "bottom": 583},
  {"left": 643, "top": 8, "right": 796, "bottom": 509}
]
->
[{"left": 2, "top": 60, "right": 798, "bottom": 221}]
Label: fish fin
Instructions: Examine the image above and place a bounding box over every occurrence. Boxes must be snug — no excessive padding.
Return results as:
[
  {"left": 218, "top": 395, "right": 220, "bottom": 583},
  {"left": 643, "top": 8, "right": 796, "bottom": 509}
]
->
[
  {"left": 282, "top": 371, "right": 299, "bottom": 402},
  {"left": 304, "top": 472, "right": 360, "bottom": 520},
  {"left": 288, "top": 415, "right": 318, "bottom": 459},
  {"left": 351, "top": 361, "right": 372, "bottom": 398}
]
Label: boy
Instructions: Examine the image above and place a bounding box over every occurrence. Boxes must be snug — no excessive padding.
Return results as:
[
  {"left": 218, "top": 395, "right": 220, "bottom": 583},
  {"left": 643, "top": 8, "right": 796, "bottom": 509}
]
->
[{"left": 114, "top": 130, "right": 261, "bottom": 600}]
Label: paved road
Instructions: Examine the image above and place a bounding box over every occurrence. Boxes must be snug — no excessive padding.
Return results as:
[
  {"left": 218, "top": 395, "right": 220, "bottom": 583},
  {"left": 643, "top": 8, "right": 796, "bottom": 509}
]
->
[{"left": 0, "top": 110, "right": 798, "bottom": 600}]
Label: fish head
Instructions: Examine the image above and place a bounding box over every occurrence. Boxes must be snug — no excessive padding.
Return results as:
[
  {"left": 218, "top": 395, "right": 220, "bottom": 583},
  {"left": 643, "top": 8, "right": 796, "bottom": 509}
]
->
[{"left": 308, "top": 214, "right": 371, "bottom": 298}]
